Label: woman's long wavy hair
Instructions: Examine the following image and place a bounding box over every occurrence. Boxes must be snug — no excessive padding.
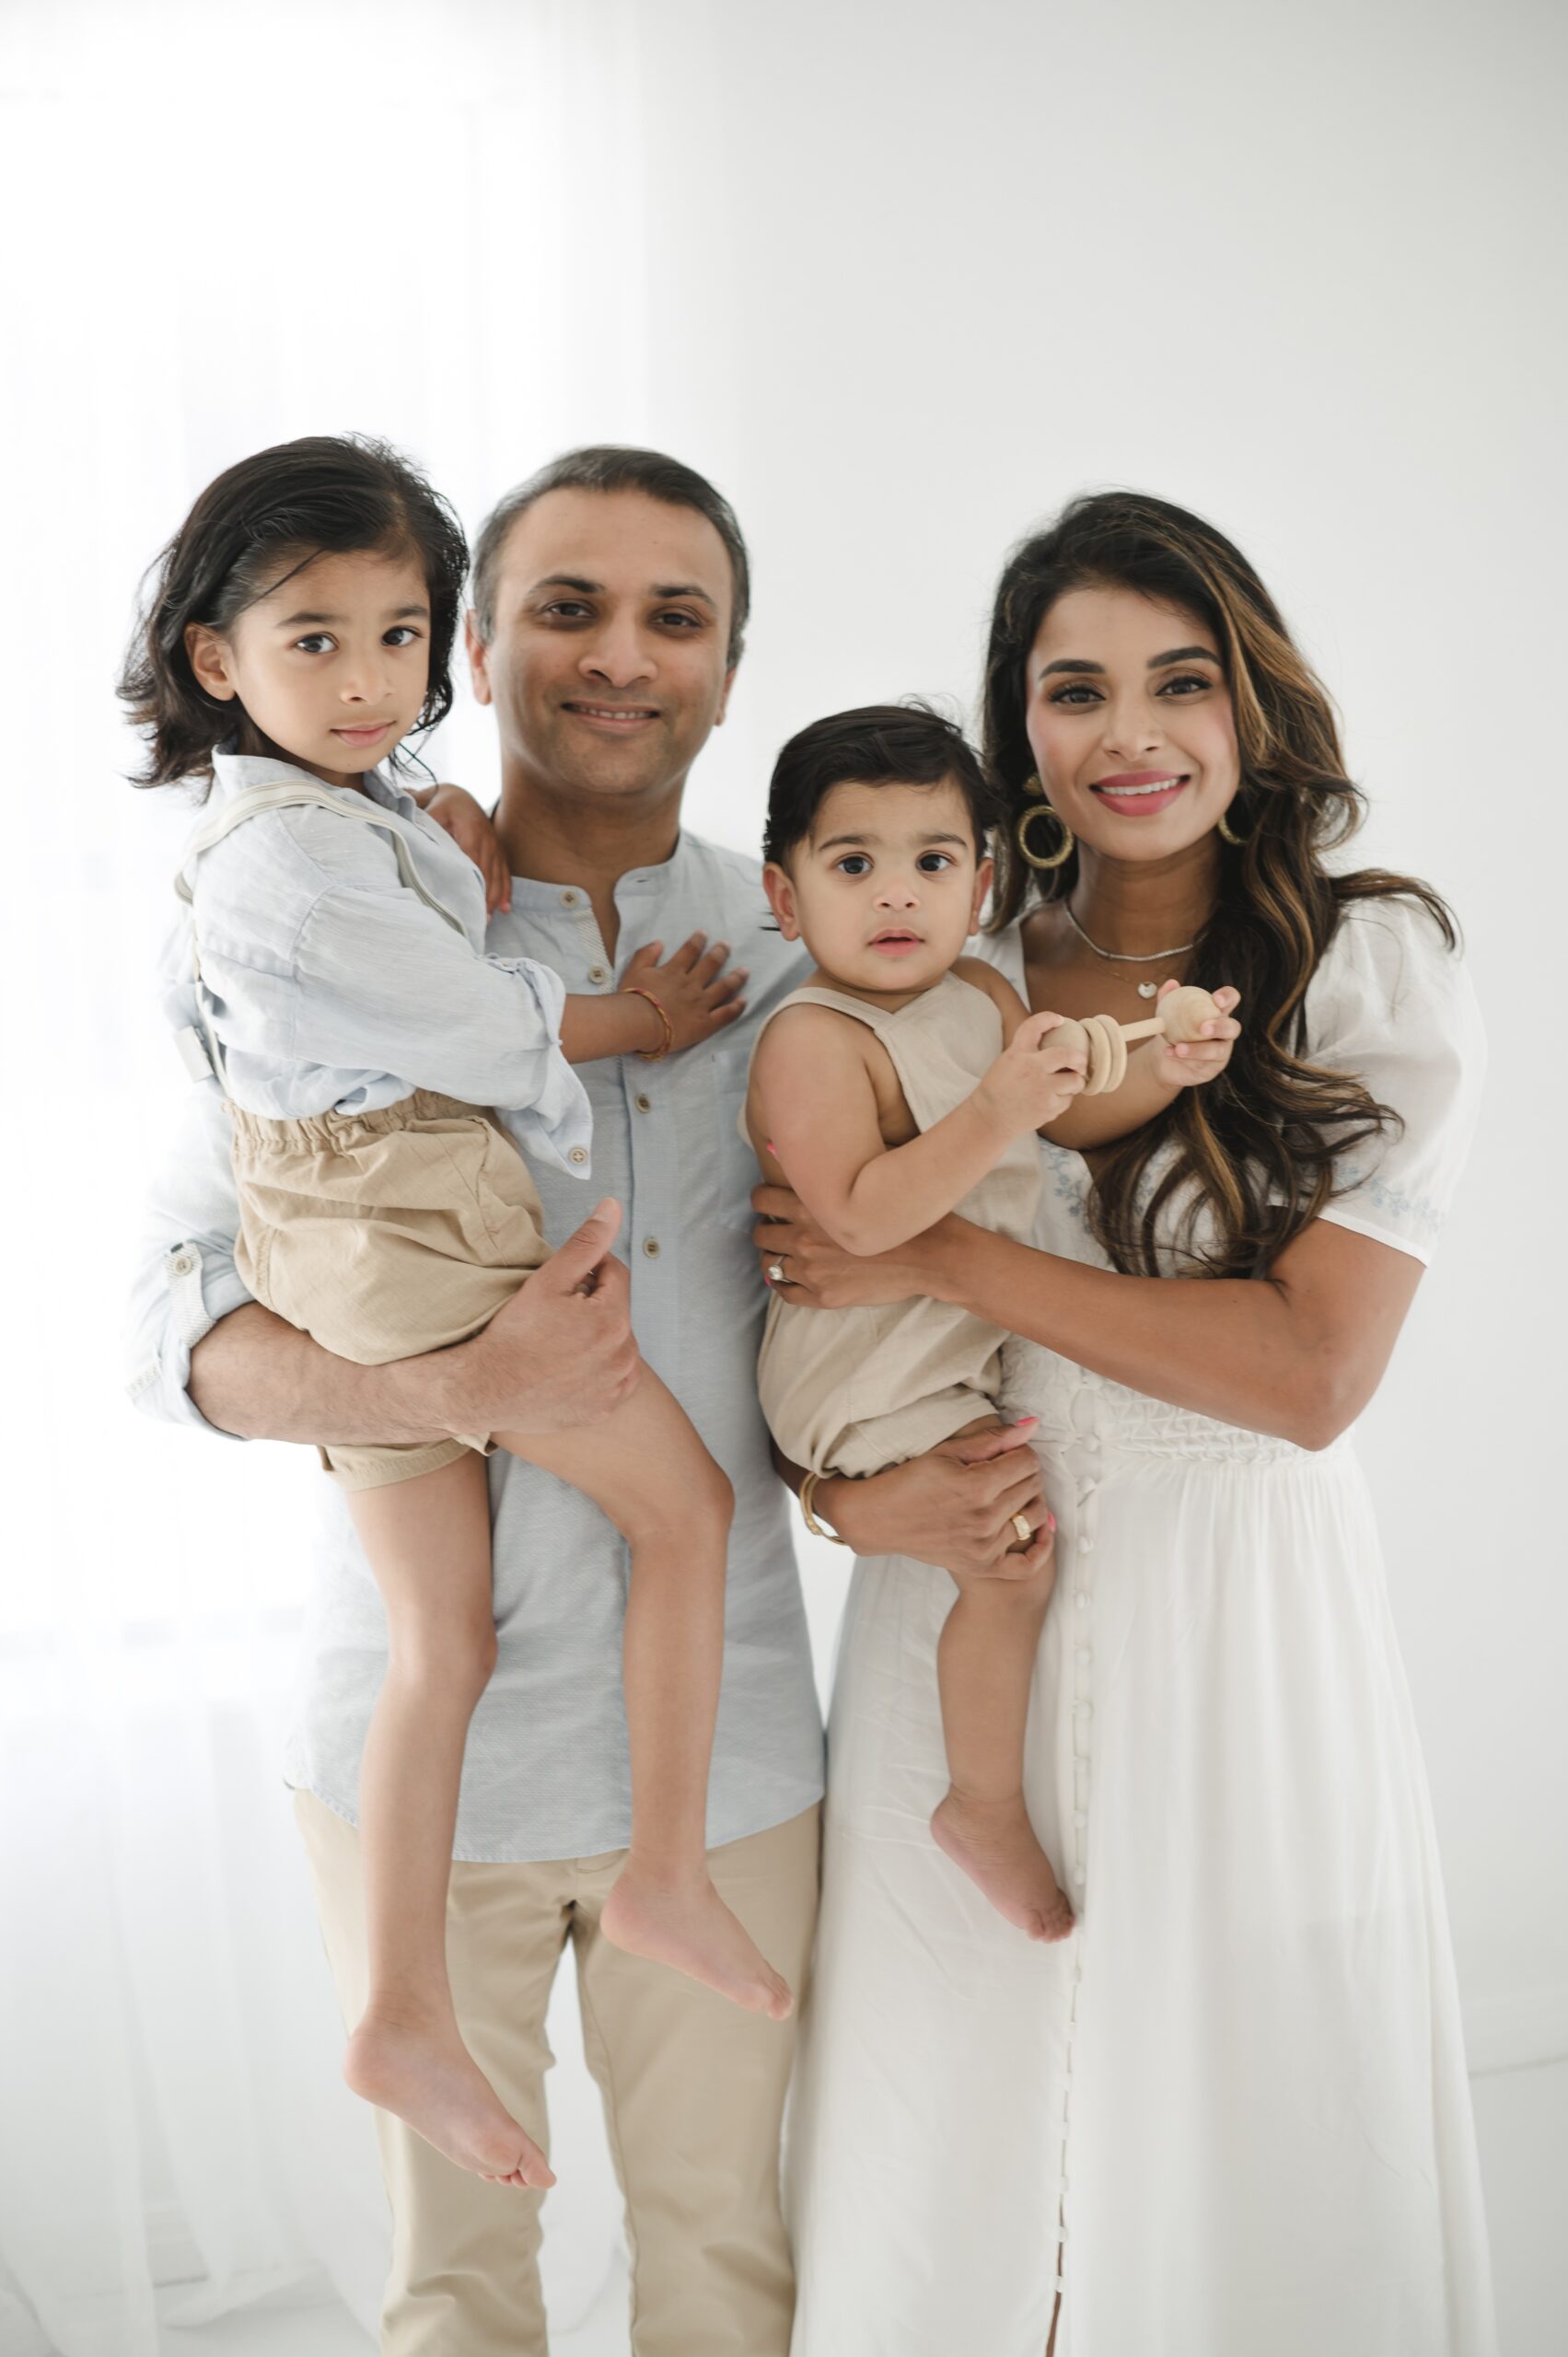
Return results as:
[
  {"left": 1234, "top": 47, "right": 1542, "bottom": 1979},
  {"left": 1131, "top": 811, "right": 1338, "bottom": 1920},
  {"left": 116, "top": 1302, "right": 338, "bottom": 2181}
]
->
[
  {"left": 120, "top": 434, "right": 470, "bottom": 792},
  {"left": 983, "top": 491, "right": 1455, "bottom": 1280}
]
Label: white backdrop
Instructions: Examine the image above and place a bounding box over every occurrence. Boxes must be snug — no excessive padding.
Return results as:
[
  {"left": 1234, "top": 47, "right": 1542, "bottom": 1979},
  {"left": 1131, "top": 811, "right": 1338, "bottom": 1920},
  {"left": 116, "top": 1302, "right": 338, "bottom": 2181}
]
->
[{"left": 1, "top": 0, "right": 1563, "bottom": 2350}]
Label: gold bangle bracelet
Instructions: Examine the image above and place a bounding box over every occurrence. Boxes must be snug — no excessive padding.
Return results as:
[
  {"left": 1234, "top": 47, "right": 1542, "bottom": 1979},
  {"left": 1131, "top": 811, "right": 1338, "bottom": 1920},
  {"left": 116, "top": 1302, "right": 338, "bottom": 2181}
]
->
[
  {"left": 621, "top": 984, "right": 673, "bottom": 1062},
  {"left": 799, "top": 1469, "right": 850, "bottom": 1546}
]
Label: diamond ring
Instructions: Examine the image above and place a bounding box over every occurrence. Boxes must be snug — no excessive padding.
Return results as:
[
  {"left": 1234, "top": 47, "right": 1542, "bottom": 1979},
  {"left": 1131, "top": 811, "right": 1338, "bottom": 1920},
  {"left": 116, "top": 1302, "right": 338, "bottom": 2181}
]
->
[{"left": 767, "top": 1260, "right": 786, "bottom": 1283}]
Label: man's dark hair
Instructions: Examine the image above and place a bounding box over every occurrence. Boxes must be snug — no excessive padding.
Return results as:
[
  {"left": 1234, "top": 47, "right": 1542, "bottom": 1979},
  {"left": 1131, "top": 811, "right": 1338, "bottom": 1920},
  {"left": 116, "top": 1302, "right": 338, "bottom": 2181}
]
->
[
  {"left": 762, "top": 702, "right": 1002, "bottom": 868},
  {"left": 119, "top": 434, "right": 469, "bottom": 789},
  {"left": 470, "top": 445, "right": 750, "bottom": 666}
]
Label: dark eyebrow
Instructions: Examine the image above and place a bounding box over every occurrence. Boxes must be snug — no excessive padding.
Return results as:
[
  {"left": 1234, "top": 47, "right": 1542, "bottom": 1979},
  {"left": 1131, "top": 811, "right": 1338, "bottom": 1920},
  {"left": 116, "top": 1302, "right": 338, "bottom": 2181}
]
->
[
  {"left": 816, "top": 830, "right": 970, "bottom": 852},
  {"left": 528, "top": 573, "right": 716, "bottom": 610},
  {"left": 275, "top": 602, "right": 427, "bottom": 628},
  {"left": 651, "top": 582, "right": 716, "bottom": 609},
  {"left": 1039, "top": 645, "right": 1220, "bottom": 677}
]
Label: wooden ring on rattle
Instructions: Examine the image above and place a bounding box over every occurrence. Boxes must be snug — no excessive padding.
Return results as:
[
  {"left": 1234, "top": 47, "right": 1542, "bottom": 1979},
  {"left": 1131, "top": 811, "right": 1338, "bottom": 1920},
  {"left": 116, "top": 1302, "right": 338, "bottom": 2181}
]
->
[{"left": 1062, "top": 985, "right": 1223, "bottom": 1097}]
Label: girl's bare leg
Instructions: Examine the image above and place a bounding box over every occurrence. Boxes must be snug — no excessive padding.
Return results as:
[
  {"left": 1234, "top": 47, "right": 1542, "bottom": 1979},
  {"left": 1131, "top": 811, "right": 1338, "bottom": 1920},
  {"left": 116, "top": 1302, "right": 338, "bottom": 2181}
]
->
[
  {"left": 497, "top": 1369, "right": 793, "bottom": 2021},
  {"left": 928, "top": 1421, "right": 1074, "bottom": 1942},
  {"left": 342, "top": 1452, "right": 554, "bottom": 2189}
]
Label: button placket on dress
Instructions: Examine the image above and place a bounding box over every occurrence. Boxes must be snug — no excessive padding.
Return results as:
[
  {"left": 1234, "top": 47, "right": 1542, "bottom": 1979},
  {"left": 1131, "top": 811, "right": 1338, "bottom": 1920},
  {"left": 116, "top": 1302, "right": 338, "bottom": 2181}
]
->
[{"left": 1053, "top": 1368, "right": 1103, "bottom": 2301}]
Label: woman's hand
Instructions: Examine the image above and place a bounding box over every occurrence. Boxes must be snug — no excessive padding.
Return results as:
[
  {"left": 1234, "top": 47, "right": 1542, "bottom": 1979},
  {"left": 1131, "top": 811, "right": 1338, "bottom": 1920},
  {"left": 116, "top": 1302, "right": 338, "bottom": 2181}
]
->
[
  {"left": 753, "top": 1182, "right": 947, "bottom": 1308},
  {"left": 416, "top": 782, "right": 512, "bottom": 915},
  {"left": 1144, "top": 979, "right": 1242, "bottom": 1089},
  {"left": 620, "top": 932, "right": 748, "bottom": 1051},
  {"left": 816, "top": 1422, "right": 1056, "bottom": 1581}
]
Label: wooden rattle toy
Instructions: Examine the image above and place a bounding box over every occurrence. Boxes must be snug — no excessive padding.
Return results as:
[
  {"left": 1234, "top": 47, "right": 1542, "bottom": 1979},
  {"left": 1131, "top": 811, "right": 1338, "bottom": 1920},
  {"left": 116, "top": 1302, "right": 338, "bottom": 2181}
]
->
[{"left": 1052, "top": 985, "right": 1222, "bottom": 1096}]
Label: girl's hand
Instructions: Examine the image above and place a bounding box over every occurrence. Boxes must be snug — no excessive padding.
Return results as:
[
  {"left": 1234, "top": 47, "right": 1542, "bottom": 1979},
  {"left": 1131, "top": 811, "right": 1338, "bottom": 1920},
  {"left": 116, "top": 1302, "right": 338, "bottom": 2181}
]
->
[
  {"left": 974, "top": 1010, "right": 1088, "bottom": 1137},
  {"left": 817, "top": 1422, "right": 1056, "bottom": 1582},
  {"left": 1144, "top": 980, "right": 1242, "bottom": 1088},
  {"left": 753, "top": 1182, "right": 940, "bottom": 1308},
  {"left": 621, "top": 932, "right": 749, "bottom": 1052},
  {"left": 417, "top": 783, "right": 512, "bottom": 915}
]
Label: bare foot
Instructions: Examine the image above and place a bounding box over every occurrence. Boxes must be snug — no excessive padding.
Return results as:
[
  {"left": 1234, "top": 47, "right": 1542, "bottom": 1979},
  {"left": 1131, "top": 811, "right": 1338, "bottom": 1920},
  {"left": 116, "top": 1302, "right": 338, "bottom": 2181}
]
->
[
  {"left": 931, "top": 1790, "right": 1075, "bottom": 1942},
  {"left": 344, "top": 2012, "right": 556, "bottom": 2188},
  {"left": 600, "top": 1868, "right": 794, "bottom": 2019}
]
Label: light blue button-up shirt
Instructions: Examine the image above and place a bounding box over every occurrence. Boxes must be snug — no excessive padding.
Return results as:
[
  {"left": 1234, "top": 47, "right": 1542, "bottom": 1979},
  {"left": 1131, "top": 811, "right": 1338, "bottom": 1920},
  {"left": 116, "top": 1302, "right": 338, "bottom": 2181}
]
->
[
  {"left": 129, "top": 827, "right": 825, "bottom": 1862},
  {"left": 165, "top": 750, "right": 591, "bottom": 1175}
]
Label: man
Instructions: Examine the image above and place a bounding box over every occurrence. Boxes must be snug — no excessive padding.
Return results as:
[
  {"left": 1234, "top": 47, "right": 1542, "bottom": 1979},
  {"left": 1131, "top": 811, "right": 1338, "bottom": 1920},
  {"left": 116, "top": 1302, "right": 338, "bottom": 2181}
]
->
[{"left": 127, "top": 447, "right": 1047, "bottom": 2352}]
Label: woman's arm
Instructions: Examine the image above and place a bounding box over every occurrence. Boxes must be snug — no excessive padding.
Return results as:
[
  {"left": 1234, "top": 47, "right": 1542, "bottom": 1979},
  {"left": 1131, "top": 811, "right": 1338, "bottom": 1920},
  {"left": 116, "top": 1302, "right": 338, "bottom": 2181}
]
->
[
  {"left": 755, "top": 1187, "right": 1423, "bottom": 1450},
  {"left": 768, "top": 1431, "right": 1056, "bottom": 1581}
]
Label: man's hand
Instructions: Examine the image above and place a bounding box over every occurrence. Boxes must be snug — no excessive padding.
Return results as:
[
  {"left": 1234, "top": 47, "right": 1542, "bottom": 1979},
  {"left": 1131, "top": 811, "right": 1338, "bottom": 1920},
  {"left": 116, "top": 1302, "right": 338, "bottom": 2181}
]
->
[
  {"left": 417, "top": 782, "right": 512, "bottom": 915},
  {"left": 620, "top": 932, "right": 748, "bottom": 1052},
  {"left": 817, "top": 1422, "right": 1055, "bottom": 1581},
  {"left": 437, "top": 1199, "right": 639, "bottom": 1435}
]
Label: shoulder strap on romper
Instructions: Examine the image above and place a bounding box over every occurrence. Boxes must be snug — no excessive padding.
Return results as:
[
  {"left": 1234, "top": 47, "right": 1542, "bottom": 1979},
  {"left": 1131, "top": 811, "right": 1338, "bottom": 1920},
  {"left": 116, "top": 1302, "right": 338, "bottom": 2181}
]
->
[
  {"left": 757, "top": 982, "right": 900, "bottom": 1039},
  {"left": 170, "top": 781, "right": 467, "bottom": 1087}
]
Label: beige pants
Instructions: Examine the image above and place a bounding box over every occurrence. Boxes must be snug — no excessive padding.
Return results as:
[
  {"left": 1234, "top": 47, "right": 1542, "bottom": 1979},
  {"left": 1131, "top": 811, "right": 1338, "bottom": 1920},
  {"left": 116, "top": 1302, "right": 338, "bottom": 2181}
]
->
[
  {"left": 229, "top": 1090, "right": 552, "bottom": 1491},
  {"left": 295, "top": 1789, "right": 820, "bottom": 2355}
]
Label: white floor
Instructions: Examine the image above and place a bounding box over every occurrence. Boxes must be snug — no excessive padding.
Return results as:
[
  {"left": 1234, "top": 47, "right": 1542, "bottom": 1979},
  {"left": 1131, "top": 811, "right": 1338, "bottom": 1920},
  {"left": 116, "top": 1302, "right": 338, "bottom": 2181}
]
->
[{"left": 150, "top": 2061, "right": 1568, "bottom": 2357}]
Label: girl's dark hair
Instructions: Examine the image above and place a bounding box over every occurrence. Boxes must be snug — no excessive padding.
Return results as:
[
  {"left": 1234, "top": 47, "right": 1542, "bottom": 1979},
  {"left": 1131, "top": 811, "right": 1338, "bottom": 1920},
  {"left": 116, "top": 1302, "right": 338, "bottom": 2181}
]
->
[
  {"left": 119, "top": 434, "right": 470, "bottom": 789},
  {"left": 763, "top": 701, "right": 1001, "bottom": 869},
  {"left": 983, "top": 489, "right": 1457, "bottom": 1281}
]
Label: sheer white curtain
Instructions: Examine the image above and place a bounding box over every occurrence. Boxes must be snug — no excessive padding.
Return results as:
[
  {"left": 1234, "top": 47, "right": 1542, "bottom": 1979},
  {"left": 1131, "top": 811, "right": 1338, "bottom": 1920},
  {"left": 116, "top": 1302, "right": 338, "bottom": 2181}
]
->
[{"left": 0, "top": 5, "right": 654, "bottom": 2348}]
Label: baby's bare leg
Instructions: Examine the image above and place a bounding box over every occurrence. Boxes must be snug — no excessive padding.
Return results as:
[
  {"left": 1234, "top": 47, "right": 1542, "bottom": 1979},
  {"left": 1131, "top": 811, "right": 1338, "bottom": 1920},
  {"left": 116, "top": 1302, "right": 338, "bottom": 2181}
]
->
[
  {"left": 496, "top": 1370, "right": 793, "bottom": 2022},
  {"left": 928, "top": 1419, "right": 1074, "bottom": 1944},
  {"left": 343, "top": 1453, "right": 554, "bottom": 2189}
]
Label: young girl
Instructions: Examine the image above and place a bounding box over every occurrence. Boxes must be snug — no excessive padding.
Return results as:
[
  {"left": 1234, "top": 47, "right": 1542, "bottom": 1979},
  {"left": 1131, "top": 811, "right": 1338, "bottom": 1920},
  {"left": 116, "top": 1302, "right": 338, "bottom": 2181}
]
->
[
  {"left": 121, "top": 434, "right": 792, "bottom": 2192},
  {"left": 747, "top": 703, "right": 1240, "bottom": 1940}
]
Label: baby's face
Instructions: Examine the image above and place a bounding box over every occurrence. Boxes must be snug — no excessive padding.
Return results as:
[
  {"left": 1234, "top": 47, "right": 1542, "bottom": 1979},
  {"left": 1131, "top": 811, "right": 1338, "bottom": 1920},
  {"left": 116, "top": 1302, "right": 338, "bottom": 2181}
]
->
[
  {"left": 185, "top": 545, "right": 432, "bottom": 788},
  {"left": 766, "top": 777, "right": 991, "bottom": 1000}
]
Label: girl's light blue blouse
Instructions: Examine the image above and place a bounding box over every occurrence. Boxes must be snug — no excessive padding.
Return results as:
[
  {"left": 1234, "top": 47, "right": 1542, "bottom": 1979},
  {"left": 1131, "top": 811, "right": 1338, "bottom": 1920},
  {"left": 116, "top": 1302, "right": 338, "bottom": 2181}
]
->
[{"left": 162, "top": 749, "right": 591, "bottom": 1175}]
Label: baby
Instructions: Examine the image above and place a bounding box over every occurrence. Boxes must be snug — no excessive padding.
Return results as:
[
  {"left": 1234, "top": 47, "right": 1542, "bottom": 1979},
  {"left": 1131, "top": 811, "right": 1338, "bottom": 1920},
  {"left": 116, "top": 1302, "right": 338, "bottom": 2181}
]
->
[{"left": 746, "top": 702, "right": 1237, "bottom": 1939}]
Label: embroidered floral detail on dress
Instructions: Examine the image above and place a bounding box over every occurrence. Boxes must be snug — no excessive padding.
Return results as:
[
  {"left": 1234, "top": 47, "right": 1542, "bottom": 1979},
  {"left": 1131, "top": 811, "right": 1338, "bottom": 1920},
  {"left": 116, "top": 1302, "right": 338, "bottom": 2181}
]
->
[{"left": 1332, "top": 1162, "right": 1444, "bottom": 1239}]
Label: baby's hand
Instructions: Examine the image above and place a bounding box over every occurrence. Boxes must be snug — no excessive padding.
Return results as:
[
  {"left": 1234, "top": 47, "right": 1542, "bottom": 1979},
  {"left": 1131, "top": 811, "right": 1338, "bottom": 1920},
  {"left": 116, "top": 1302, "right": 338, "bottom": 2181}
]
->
[
  {"left": 975, "top": 1010, "right": 1087, "bottom": 1137},
  {"left": 1144, "top": 980, "right": 1242, "bottom": 1088},
  {"left": 419, "top": 782, "right": 512, "bottom": 914},
  {"left": 621, "top": 933, "right": 749, "bottom": 1054}
]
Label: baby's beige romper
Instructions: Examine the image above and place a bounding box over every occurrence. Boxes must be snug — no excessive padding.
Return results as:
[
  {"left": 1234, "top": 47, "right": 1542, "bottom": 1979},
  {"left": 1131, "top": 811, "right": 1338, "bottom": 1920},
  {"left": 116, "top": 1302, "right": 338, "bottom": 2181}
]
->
[{"left": 753, "top": 971, "right": 1041, "bottom": 1479}]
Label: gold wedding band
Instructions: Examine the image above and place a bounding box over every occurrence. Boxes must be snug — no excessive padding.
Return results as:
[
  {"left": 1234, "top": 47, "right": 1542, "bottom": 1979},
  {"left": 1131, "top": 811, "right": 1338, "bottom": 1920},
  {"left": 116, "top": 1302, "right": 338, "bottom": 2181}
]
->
[{"left": 1011, "top": 1512, "right": 1033, "bottom": 1545}]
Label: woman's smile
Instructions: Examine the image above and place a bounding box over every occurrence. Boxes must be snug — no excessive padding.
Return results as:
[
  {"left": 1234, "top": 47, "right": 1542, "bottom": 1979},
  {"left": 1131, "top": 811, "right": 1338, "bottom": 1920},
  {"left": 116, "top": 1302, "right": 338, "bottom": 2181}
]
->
[{"left": 1090, "top": 770, "right": 1191, "bottom": 818}]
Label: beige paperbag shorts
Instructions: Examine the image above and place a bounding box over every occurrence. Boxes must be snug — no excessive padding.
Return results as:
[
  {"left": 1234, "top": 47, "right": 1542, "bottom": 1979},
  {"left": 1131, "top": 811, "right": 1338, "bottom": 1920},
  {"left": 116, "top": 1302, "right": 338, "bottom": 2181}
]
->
[{"left": 228, "top": 1089, "right": 551, "bottom": 1492}]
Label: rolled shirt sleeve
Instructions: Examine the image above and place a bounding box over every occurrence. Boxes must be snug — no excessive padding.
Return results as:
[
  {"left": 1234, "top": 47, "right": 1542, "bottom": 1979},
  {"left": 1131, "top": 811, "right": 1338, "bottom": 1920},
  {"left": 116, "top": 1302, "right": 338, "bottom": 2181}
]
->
[
  {"left": 287, "top": 888, "right": 592, "bottom": 1170},
  {"left": 124, "top": 1082, "right": 253, "bottom": 1436}
]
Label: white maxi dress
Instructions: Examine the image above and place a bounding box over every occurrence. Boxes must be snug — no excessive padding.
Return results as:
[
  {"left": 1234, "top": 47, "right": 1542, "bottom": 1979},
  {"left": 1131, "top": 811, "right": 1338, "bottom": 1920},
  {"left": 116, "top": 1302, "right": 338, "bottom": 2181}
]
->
[{"left": 786, "top": 898, "right": 1499, "bottom": 2357}]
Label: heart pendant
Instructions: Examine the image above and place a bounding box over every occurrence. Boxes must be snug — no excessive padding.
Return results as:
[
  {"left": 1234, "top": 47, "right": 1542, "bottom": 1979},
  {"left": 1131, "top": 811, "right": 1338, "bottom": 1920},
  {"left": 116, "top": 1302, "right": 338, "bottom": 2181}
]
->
[{"left": 1138, "top": 981, "right": 1158, "bottom": 999}]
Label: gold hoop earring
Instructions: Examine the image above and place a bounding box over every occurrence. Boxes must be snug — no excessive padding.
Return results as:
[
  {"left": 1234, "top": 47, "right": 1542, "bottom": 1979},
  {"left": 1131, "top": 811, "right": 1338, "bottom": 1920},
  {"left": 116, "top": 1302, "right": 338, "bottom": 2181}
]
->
[
  {"left": 1217, "top": 799, "right": 1253, "bottom": 847},
  {"left": 1016, "top": 778, "right": 1075, "bottom": 871}
]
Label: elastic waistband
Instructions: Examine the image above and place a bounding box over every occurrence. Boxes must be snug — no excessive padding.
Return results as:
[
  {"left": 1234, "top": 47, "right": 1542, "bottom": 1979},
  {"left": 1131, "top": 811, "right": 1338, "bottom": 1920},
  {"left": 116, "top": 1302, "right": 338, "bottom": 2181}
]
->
[{"left": 225, "top": 1089, "right": 485, "bottom": 1150}]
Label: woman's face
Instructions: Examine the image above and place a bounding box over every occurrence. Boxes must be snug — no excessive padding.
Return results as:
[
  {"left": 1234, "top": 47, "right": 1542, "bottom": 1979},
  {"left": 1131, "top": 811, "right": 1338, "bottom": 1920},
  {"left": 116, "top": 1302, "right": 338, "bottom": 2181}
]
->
[{"left": 1023, "top": 584, "right": 1242, "bottom": 863}]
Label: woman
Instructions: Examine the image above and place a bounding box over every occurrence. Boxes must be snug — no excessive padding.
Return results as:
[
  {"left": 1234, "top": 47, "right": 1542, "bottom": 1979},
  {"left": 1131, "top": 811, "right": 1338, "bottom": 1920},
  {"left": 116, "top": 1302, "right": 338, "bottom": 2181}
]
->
[{"left": 759, "top": 493, "right": 1498, "bottom": 2355}]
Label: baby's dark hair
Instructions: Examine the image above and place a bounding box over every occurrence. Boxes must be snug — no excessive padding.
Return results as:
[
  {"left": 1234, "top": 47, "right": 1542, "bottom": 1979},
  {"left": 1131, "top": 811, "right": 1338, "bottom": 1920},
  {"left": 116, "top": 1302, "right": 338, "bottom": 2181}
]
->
[
  {"left": 119, "top": 433, "right": 470, "bottom": 789},
  {"left": 763, "top": 701, "right": 1002, "bottom": 869}
]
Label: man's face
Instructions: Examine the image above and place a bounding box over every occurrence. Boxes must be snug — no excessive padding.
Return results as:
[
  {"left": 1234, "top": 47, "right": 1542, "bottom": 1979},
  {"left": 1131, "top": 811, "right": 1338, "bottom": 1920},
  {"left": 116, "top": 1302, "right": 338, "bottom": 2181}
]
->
[{"left": 469, "top": 487, "right": 737, "bottom": 805}]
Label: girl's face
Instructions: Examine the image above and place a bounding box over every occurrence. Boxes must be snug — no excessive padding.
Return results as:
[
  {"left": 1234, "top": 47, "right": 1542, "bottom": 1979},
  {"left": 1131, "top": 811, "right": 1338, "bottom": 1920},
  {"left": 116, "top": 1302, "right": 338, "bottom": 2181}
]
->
[
  {"left": 763, "top": 777, "right": 991, "bottom": 1002},
  {"left": 185, "top": 546, "right": 433, "bottom": 788},
  {"left": 1023, "top": 584, "right": 1242, "bottom": 862}
]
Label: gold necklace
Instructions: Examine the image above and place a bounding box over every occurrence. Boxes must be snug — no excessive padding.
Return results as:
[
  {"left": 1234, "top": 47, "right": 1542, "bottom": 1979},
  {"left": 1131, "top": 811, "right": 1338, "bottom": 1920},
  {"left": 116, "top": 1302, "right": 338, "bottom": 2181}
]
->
[{"left": 1061, "top": 900, "right": 1197, "bottom": 999}]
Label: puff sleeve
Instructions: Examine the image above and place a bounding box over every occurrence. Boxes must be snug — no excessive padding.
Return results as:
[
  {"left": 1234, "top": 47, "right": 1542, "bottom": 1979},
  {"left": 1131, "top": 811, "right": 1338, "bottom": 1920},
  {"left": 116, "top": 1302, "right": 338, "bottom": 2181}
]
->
[{"left": 1302, "top": 896, "right": 1486, "bottom": 1266}]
